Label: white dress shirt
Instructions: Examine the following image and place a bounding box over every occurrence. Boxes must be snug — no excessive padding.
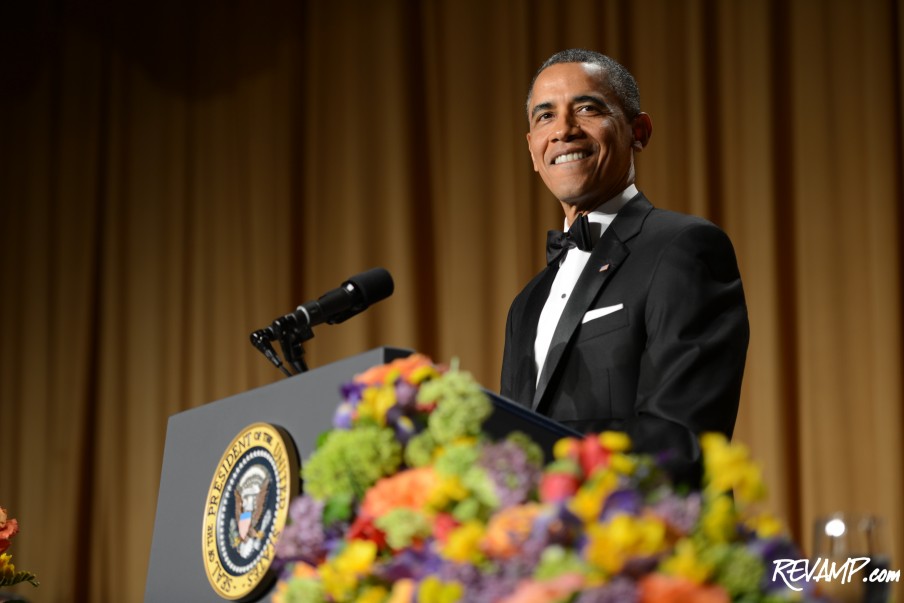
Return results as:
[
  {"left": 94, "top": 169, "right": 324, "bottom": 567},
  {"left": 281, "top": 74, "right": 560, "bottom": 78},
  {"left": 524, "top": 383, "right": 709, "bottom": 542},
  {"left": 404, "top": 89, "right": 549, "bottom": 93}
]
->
[{"left": 534, "top": 184, "right": 638, "bottom": 383}]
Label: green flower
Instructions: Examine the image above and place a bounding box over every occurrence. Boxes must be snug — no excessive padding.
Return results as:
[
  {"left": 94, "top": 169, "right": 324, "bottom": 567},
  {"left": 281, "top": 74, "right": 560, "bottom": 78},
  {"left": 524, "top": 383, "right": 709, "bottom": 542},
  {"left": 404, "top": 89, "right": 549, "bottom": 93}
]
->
[
  {"left": 535, "top": 545, "right": 588, "bottom": 580},
  {"left": 279, "top": 576, "right": 326, "bottom": 603},
  {"left": 375, "top": 509, "right": 432, "bottom": 549},
  {"left": 302, "top": 426, "right": 401, "bottom": 500},
  {"left": 712, "top": 545, "right": 765, "bottom": 597},
  {"left": 435, "top": 441, "right": 481, "bottom": 476},
  {"left": 419, "top": 370, "right": 492, "bottom": 444},
  {"left": 404, "top": 431, "right": 437, "bottom": 467}
]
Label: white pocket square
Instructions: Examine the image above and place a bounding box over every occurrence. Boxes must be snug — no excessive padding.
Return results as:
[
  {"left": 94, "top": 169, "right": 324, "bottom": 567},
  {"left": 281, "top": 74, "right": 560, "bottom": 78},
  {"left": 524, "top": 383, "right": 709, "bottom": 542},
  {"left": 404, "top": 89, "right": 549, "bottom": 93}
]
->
[{"left": 582, "top": 303, "right": 624, "bottom": 324}]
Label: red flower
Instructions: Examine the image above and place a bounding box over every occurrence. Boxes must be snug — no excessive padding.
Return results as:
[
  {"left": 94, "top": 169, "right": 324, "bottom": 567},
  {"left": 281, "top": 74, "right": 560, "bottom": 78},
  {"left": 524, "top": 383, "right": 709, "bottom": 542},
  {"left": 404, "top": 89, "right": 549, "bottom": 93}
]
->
[
  {"left": 432, "top": 513, "right": 459, "bottom": 543},
  {"left": 347, "top": 513, "right": 387, "bottom": 549},
  {"left": 539, "top": 472, "right": 581, "bottom": 503},
  {"left": 579, "top": 436, "right": 612, "bottom": 476}
]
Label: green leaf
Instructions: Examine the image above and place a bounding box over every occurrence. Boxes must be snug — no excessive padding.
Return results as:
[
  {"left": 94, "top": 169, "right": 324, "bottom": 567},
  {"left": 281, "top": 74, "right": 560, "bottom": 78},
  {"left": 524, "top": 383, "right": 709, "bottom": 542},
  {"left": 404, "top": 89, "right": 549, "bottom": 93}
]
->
[{"left": 0, "top": 569, "right": 40, "bottom": 587}]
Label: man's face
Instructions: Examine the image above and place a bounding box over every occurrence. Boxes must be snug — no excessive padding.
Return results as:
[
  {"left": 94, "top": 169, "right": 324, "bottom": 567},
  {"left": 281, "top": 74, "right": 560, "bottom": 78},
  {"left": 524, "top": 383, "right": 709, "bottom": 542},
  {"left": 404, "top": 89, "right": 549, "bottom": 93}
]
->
[{"left": 526, "top": 62, "right": 649, "bottom": 216}]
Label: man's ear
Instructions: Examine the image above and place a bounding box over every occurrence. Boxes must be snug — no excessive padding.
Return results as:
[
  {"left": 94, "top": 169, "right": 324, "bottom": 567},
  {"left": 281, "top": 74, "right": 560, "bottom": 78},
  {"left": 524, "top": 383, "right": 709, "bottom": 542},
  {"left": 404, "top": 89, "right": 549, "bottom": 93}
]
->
[
  {"left": 631, "top": 112, "right": 653, "bottom": 151},
  {"left": 526, "top": 132, "right": 539, "bottom": 172}
]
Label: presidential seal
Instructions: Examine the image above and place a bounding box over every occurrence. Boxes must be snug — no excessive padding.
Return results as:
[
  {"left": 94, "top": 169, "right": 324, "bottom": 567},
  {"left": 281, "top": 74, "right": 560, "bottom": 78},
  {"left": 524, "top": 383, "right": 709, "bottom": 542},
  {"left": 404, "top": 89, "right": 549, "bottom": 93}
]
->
[{"left": 202, "top": 423, "right": 299, "bottom": 601}]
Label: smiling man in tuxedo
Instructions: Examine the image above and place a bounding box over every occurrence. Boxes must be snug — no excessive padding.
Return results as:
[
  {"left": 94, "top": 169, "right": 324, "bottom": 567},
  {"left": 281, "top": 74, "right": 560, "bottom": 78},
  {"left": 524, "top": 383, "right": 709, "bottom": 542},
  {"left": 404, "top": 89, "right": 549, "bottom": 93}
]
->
[{"left": 501, "top": 49, "right": 749, "bottom": 477}]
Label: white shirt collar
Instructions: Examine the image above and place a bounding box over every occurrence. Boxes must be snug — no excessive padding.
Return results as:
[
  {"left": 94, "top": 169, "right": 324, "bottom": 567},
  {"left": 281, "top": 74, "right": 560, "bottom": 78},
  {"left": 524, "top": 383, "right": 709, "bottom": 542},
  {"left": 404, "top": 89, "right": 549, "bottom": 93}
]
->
[{"left": 563, "top": 184, "right": 639, "bottom": 233}]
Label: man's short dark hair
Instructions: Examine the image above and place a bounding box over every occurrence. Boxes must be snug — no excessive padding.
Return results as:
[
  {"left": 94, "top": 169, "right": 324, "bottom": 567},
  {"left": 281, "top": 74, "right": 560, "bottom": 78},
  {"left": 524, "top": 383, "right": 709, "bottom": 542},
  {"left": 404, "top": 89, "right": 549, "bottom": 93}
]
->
[{"left": 526, "top": 49, "right": 641, "bottom": 120}]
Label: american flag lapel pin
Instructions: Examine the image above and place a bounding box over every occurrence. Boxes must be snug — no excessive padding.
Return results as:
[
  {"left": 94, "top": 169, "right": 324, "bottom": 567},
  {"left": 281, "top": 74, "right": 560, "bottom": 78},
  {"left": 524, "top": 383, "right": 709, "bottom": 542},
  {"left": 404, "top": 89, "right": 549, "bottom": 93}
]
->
[{"left": 599, "top": 263, "right": 610, "bottom": 272}]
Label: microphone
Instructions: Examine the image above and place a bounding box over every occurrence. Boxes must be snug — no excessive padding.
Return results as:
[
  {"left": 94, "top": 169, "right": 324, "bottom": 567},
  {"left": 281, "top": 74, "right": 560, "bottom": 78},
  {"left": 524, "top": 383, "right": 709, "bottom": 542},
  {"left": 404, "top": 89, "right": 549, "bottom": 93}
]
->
[
  {"left": 250, "top": 268, "right": 395, "bottom": 376},
  {"left": 291, "top": 267, "right": 394, "bottom": 328}
]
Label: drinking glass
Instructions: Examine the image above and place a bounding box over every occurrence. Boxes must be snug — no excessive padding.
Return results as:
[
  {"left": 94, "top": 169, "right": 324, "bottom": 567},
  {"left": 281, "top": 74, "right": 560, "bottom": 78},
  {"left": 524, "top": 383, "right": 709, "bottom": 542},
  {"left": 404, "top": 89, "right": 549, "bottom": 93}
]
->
[{"left": 812, "top": 514, "right": 891, "bottom": 603}]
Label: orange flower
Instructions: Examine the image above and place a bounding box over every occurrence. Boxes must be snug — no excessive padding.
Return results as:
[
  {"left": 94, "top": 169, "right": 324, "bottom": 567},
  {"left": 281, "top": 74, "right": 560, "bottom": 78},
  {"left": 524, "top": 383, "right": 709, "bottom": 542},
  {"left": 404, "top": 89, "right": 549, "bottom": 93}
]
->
[
  {"left": 355, "top": 354, "right": 437, "bottom": 386},
  {"left": 499, "top": 574, "right": 585, "bottom": 603},
  {"left": 387, "top": 579, "right": 416, "bottom": 603},
  {"left": 361, "top": 467, "right": 439, "bottom": 518},
  {"left": 482, "top": 504, "right": 542, "bottom": 559},
  {"left": 639, "top": 574, "right": 730, "bottom": 603}
]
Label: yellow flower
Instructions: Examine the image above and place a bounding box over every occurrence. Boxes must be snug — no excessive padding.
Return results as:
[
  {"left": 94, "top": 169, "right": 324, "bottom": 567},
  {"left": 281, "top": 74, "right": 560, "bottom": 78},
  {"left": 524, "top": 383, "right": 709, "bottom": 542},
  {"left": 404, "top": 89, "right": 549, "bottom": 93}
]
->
[
  {"left": 0, "top": 553, "right": 15, "bottom": 580},
  {"left": 701, "top": 494, "right": 737, "bottom": 543},
  {"left": 661, "top": 539, "right": 714, "bottom": 584},
  {"left": 700, "top": 433, "right": 766, "bottom": 504},
  {"left": 746, "top": 512, "right": 783, "bottom": 538},
  {"left": 553, "top": 437, "right": 581, "bottom": 460},
  {"left": 357, "top": 384, "right": 397, "bottom": 425},
  {"left": 355, "top": 585, "right": 390, "bottom": 603},
  {"left": 428, "top": 475, "right": 469, "bottom": 510},
  {"left": 320, "top": 541, "right": 378, "bottom": 601},
  {"left": 440, "top": 520, "right": 485, "bottom": 563},
  {"left": 568, "top": 470, "right": 618, "bottom": 524},
  {"left": 585, "top": 514, "right": 667, "bottom": 575},
  {"left": 319, "top": 562, "right": 358, "bottom": 602},
  {"left": 410, "top": 365, "right": 440, "bottom": 384},
  {"left": 418, "top": 576, "right": 463, "bottom": 603},
  {"left": 608, "top": 453, "right": 636, "bottom": 476},
  {"left": 335, "top": 540, "right": 378, "bottom": 575},
  {"left": 733, "top": 463, "right": 766, "bottom": 504},
  {"left": 599, "top": 431, "right": 632, "bottom": 452}
]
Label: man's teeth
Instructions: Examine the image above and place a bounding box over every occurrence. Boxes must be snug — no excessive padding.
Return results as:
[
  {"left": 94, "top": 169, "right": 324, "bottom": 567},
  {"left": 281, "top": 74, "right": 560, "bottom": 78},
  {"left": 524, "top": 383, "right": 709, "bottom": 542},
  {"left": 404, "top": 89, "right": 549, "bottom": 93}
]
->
[{"left": 554, "top": 152, "right": 589, "bottom": 165}]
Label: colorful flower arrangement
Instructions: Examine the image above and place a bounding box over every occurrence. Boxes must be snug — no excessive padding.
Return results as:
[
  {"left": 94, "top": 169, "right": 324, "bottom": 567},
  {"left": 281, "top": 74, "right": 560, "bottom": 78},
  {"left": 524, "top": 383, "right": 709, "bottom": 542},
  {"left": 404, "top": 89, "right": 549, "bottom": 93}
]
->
[
  {"left": 0, "top": 507, "right": 38, "bottom": 590},
  {"left": 273, "top": 355, "right": 825, "bottom": 602}
]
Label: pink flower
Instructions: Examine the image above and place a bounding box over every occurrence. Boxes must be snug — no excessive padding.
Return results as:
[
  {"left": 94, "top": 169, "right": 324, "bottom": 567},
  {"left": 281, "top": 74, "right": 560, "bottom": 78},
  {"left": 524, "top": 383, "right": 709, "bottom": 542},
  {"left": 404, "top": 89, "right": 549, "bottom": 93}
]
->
[
  {"left": 0, "top": 508, "right": 19, "bottom": 554},
  {"left": 0, "top": 508, "right": 19, "bottom": 548}
]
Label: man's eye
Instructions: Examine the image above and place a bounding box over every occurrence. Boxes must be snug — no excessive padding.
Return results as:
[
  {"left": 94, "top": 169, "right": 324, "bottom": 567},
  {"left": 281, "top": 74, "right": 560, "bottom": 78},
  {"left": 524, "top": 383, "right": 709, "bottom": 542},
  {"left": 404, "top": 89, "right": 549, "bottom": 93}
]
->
[
  {"left": 578, "top": 105, "right": 599, "bottom": 113},
  {"left": 537, "top": 112, "right": 553, "bottom": 121}
]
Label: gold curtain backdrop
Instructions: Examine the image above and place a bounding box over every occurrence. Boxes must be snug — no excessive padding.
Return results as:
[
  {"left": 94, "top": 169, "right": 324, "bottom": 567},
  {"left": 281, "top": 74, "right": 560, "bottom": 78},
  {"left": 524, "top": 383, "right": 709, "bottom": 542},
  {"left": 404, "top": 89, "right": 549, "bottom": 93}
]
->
[{"left": 1, "top": 0, "right": 902, "bottom": 601}]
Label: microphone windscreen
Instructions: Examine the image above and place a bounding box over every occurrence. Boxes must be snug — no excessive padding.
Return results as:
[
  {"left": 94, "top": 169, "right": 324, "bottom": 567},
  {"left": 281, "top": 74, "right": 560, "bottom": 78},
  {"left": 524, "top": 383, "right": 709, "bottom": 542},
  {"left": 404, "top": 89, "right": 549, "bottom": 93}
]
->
[{"left": 346, "top": 268, "right": 394, "bottom": 306}]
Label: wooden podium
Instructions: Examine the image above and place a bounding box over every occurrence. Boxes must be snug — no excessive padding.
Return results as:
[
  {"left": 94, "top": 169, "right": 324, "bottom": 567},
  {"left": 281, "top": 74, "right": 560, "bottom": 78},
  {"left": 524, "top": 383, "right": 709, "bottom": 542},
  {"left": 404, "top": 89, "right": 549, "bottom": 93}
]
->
[{"left": 144, "top": 347, "right": 578, "bottom": 602}]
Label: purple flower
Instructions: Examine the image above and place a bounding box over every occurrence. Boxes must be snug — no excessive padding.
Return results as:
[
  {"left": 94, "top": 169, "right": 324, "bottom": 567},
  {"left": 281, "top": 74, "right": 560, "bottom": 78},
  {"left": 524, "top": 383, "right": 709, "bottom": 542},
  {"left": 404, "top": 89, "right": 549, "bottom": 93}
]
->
[
  {"left": 333, "top": 402, "right": 354, "bottom": 429},
  {"left": 374, "top": 547, "right": 442, "bottom": 582},
  {"left": 478, "top": 440, "right": 542, "bottom": 508},
  {"left": 600, "top": 489, "right": 643, "bottom": 520},
  {"left": 391, "top": 413, "right": 417, "bottom": 444},
  {"left": 438, "top": 560, "right": 484, "bottom": 592},
  {"left": 528, "top": 502, "right": 585, "bottom": 551},
  {"left": 394, "top": 380, "right": 418, "bottom": 409},
  {"left": 651, "top": 492, "right": 701, "bottom": 534},
  {"left": 748, "top": 537, "right": 817, "bottom": 594},
  {"left": 276, "top": 495, "right": 326, "bottom": 563},
  {"left": 340, "top": 381, "right": 366, "bottom": 404},
  {"left": 471, "top": 574, "right": 523, "bottom": 603}
]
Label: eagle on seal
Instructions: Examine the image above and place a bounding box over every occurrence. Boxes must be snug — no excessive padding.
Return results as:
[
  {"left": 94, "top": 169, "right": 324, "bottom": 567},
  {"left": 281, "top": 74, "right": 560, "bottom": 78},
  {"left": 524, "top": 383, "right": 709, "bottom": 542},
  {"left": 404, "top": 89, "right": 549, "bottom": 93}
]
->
[{"left": 234, "top": 467, "right": 271, "bottom": 542}]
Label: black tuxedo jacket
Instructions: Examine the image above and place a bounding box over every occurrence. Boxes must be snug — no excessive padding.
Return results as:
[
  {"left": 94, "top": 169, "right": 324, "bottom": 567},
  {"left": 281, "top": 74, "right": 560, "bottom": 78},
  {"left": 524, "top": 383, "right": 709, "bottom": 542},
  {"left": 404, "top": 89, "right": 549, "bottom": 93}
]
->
[{"left": 501, "top": 194, "right": 748, "bottom": 470}]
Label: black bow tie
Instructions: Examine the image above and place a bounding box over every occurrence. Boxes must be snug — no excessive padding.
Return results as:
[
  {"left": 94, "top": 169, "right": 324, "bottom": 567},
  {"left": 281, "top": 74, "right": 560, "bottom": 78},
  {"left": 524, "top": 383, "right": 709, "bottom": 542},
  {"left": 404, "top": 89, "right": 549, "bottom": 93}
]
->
[{"left": 546, "top": 214, "right": 594, "bottom": 265}]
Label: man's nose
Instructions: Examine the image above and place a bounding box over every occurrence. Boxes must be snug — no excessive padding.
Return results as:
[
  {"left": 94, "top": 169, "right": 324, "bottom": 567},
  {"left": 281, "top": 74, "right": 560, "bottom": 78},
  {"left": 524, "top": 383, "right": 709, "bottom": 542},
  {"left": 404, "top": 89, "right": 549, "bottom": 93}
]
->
[{"left": 552, "top": 114, "right": 581, "bottom": 142}]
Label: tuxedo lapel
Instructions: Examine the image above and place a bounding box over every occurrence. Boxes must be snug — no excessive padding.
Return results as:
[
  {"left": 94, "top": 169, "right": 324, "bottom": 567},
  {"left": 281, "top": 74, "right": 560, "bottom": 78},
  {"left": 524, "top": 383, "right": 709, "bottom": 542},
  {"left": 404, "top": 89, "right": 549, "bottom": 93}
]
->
[
  {"left": 513, "top": 264, "right": 559, "bottom": 404},
  {"left": 531, "top": 194, "right": 654, "bottom": 412}
]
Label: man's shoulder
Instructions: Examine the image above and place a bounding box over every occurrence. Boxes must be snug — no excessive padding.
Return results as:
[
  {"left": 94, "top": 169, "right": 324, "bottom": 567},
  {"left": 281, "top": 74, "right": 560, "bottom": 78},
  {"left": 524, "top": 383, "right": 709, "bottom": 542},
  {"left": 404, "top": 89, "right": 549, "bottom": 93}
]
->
[
  {"left": 628, "top": 197, "right": 731, "bottom": 243},
  {"left": 643, "top": 202, "right": 721, "bottom": 232}
]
